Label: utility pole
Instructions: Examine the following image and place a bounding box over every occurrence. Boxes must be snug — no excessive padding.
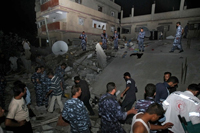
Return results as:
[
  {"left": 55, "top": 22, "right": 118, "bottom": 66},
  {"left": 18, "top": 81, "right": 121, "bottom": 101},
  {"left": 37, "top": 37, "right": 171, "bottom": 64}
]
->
[{"left": 44, "top": 17, "right": 51, "bottom": 47}]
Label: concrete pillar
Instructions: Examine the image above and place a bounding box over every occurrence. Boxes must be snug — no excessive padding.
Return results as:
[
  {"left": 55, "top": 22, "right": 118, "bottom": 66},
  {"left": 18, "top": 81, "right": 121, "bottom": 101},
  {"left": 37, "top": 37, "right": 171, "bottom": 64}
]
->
[
  {"left": 179, "top": 0, "right": 185, "bottom": 17},
  {"left": 121, "top": 10, "right": 123, "bottom": 19},
  {"left": 151, "top": 1, "right": 155, "bottom": 20},
  {"left": 180, "top": 0, "right": 185, "bottom": 11},
  {"left": 39, "top": 37, "right": 42, "bottom": 47},
  {"left": 131, "top": 6, "right": 134, "bottom": 17}
]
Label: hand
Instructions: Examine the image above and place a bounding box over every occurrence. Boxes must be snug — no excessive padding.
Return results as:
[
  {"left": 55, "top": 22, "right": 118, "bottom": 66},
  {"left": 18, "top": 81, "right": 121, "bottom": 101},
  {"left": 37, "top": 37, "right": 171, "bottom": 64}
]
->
[
  {"left": 130, "top": 107, "right": 138, "bottom": 114},
  {"left": 18, "top": 120, "right": 26, "bottom": 126},
  {"left": 176, "top": 37, "right": 179, "bottom": 40},
  {"left": 120, "top": 93, "right": 124, "bottom": 98},
  {"left": 162, "top": 122, "right": 174, "bottom": 129}
]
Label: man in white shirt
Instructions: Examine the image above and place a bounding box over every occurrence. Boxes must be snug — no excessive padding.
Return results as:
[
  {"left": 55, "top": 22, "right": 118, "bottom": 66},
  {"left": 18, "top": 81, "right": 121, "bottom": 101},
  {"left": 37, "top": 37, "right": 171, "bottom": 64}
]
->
[
  {"left": 5, "top": 83, "right": 33, "bottom": 133},
  {"left": 162, "top": 84, "right": 200, "bottom": 133}
]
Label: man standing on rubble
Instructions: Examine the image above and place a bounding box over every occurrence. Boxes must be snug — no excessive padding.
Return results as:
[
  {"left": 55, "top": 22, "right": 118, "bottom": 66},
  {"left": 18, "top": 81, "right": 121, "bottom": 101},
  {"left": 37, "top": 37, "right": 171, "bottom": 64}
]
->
[
  {"left": 101, "top": 30, "right": 108, "bottom": 50},
  {"left": 80, "top": 31, "right": 87, "bottom": 51},
  {"left": 169, "top": 22, "right": 184, "bottom": 53},
  {"left": 121, "top": 72, "right": 138, "bottom": 112},
  {"left": 137, "top": 28, "right": 145, "bottom": 52},
  {"left": 74, "top": 76, "right": 95, "bottom": 115},
  {"left": 55, "top": 63, "right": 66, "bottom": 97},
  {"left": 62, "top": 85, "right": 91, "bottom": 132},
  {"left": 114, "top": 30, "right": 119, "bottom": 50},
  {"left": 31, "top": 67, "right": 43, "bottom": 107},
  {"left": 47, "top": 70, "right": 64, "bottom": 113}
]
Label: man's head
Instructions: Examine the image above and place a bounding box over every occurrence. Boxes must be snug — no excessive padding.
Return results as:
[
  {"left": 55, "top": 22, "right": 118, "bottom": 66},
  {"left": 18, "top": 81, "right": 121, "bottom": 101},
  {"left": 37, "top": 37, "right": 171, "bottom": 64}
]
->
[
  {"left": 47, "top": 70, "right": 54, "bottom": 79},
  {"left": 124, "top": 72, "right": 131, "bottom": 81},
  {"left": 103, "top": 30, "right": 106, "bottom": 33},
  {"left": 61, "top": 63, "right": 66, "bottom": 70},
  {"left": 82, "top": 31, "right": 85, "bottom": 35},
  {"left": 167, "top": 76, "right": 179, "bottom": 87},
  {"left": 145, "top": 83, "right": 156, "bottom": 98},
  {"left": 187, "top": 84, "right": 200, "bottom": 96},
  {"left": 106, "top": 82, "right": 116, "bottom": 95},
  {"left": 114, "top": 30, "right": 117, "bottom": 33},
  {"left": 71, "top": 85, "right": 82, "bottom": 97},
  {"left": 40, "top": 66, "right": 45, "bottom": 72},
  {"left": 35, "top": 66, "right": 41, "bottom": 73},
  {"left": 176, "top": 22, "right": 181, "bottom": 26},
  {"left": 164, "top": 72, "right": 172, "bottom": 82},
  {"left": 74, "top": 76, "right": 81, "bottom": 84},
  {"left": 146, "top": 103, "right": 165, "bottom": 122},
  {"left": 13, "top": 84, "right": 27, "bottom": 98},
  {"left": 140, "top": 28, "right": 144, "bottom": 32}
]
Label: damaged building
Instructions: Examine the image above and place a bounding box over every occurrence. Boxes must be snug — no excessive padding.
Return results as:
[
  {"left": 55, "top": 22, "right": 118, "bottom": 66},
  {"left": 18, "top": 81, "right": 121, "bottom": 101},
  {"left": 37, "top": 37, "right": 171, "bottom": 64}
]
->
[
  {"left": 35, "top": 0, "right": 121, "bottom": 46},
  {"left": 120, "top": 0, "right": 200, "bottom": 40}
]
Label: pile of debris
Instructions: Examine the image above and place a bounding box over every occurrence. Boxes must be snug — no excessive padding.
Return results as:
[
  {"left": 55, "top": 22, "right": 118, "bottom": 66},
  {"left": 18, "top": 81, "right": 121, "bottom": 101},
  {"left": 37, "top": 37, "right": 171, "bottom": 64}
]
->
[{"left": 2, "top": 39, "right": 121, "bottom": 132}]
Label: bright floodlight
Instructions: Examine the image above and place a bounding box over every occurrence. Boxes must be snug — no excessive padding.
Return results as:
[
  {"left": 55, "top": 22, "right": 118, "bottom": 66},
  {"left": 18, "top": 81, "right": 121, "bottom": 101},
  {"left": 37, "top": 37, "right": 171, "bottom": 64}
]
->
[{"left": 52, "top": 41, "right": 68, "bottom": 55}]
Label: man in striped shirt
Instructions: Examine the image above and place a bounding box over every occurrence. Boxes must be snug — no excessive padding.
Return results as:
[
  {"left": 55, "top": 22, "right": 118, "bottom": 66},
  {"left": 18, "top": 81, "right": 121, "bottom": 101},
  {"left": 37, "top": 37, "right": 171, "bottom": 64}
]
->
[{"left": 47, "top": 70, "right": 64, "bottom": 113}]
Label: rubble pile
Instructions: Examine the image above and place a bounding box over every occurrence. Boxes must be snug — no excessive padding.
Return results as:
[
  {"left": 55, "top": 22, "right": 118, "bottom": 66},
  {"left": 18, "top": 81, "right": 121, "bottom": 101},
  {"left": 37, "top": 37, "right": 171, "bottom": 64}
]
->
[{"left": 2, "top": 39, "right": 124, "bottom": 132}]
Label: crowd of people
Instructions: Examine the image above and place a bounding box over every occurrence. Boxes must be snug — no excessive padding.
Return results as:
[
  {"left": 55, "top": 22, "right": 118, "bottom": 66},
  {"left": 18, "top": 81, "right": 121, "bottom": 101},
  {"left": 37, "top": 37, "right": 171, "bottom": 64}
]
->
[{"left": 0, "top": 66, "right": 200, "bottom": 133}]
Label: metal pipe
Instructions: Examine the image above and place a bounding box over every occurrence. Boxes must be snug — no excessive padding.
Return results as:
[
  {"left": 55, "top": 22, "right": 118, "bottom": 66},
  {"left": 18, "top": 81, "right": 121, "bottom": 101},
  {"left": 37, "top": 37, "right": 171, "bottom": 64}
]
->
[{"left": 44, "top": 17, "right": 51, "bottom": 47}]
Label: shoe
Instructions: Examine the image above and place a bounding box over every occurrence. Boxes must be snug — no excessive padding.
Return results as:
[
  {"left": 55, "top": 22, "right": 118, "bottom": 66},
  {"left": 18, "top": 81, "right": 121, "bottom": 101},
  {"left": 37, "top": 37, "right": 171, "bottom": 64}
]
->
[
  {"left": 179, "top": 50, "right": 184, "bottom": 53},
  {"left": 169, "top": 51, "right": 174, "bottom": 53}
]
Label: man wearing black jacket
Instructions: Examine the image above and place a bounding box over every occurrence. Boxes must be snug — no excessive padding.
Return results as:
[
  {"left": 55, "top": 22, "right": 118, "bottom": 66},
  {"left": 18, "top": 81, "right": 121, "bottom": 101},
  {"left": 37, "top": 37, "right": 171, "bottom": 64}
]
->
[{"left": 74, "top": 76, "right": 95, "bottom": 115}]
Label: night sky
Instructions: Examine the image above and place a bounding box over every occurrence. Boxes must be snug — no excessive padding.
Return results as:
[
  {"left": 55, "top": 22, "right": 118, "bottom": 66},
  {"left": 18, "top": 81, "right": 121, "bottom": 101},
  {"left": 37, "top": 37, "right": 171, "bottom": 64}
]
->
[{"left": 0, "top": 0, "right": 199, "bottom": 41}]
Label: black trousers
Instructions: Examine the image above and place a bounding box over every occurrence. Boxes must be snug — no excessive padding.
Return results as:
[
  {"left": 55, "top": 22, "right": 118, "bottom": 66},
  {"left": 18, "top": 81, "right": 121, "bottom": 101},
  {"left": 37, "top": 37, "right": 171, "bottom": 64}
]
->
[
  {"left": 121, "top": 99, "right": 135, "bottom": 112},
  {"left": 82, "top": 97, "right": 95, "bottom": 115},
  {"left": 13, "top": 121, "right": 33, "bottom": 133}
]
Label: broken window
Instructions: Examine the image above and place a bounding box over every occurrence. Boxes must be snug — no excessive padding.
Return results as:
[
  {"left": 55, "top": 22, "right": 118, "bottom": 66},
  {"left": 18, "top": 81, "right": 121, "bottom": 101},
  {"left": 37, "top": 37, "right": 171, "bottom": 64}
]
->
[
  {"left": 92, "top": 20, "right": 106, "bottom": 30},
  {"left": 98, "top": 6, "right": 103, "bottom": 12},
  {"left": 78, "top": 18, "right": 84, "bottom": 25},
  {"left": 122, "top": 27, "right": 131, "bottom": 34},
  {"left": 75, "top": 0, "right": 82, "bottom": 4},
  {"left": 111, "top": 11, "right": 115, "bottom": 17},
  {"left": 111, "top": 26, "right": 115, "bottom": 32}
]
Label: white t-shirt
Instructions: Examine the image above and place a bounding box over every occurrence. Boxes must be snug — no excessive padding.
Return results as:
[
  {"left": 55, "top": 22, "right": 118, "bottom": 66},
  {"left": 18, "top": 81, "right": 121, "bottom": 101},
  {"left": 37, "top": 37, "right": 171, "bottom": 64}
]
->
[
  {"left": 7, "top": 98, "right": 30, "bottom": 122},
  {"left": 162, "top": 91, "right": 200, "bottom": 133}
]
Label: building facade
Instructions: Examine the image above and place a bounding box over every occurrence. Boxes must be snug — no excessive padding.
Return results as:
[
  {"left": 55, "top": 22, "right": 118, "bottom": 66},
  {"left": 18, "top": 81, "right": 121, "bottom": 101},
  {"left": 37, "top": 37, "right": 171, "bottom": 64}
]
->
[
  {"left": 35, "top": 0, "right": 121, "bottom": 46},
  {"left": 120, "top": 0, "right": 200, "bottom": 40}
]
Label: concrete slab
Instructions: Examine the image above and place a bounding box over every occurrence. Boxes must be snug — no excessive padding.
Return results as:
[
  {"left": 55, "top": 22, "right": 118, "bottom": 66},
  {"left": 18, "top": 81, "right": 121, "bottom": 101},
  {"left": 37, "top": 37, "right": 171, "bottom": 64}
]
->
[{"left": 91, "top": 39, "right": 200, "bottom": 100}]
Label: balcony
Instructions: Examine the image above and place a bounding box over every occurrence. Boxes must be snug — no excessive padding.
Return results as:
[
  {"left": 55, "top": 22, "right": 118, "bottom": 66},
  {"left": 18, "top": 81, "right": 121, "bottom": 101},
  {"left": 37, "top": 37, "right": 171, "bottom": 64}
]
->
[
  {"left": 41, "top": 22, "right": 60, "bottom": 32},
  {"left": 41, "top": 0, "right": 59, "bottom": 12}
]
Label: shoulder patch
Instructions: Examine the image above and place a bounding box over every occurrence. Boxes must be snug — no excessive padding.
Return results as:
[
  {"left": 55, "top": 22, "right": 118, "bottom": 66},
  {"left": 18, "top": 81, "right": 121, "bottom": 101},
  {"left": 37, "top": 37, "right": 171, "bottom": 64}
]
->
[{"left": 127, "top": 80, "right": 131, "bottom": 84}]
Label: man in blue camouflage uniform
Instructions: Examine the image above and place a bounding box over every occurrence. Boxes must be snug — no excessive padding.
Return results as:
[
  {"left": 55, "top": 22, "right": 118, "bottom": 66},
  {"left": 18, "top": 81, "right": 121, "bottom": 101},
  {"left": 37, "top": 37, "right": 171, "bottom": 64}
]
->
[
  {"left": 31, "top": 67, "right": 43, "bottom": 106},
  {"left": 40, "top": 66, "right": 48, "bottom": 106},
  {"left": 99, "top": 82, "right": 137, "bottom": 133},
  {"left": 135, "top": 83, "right": 156, "bottom": 113},
  {"left": 101, "top": 30, "right": 108, "bottom": 50},
  {"left": 170, "top": 22, "right": 184, "bottom": 53},
  {"left": 137, "top": 28, "right": 145, "bottom": 52},
  {"left": 114, "top": 30, "right": 118, "bottom": 50},
  {"left": 62, "top": 85, "right": 91, "bottom": 133},
  {"left": 55, "top": 63, "right": 66, "bottom": 97},
  {"left": 79, "top": 31, "right": 87, "bottom": 51},
  {"left": 0, "top": 74, "right": 6, "bottom": 109}
]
